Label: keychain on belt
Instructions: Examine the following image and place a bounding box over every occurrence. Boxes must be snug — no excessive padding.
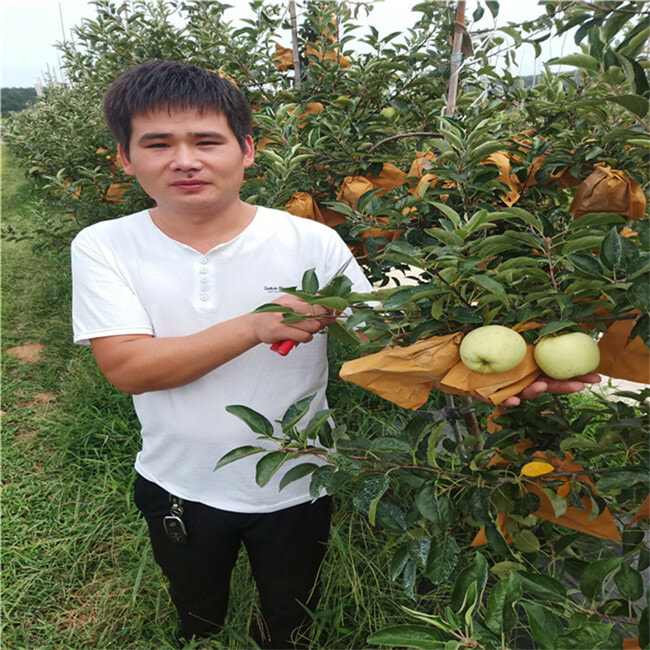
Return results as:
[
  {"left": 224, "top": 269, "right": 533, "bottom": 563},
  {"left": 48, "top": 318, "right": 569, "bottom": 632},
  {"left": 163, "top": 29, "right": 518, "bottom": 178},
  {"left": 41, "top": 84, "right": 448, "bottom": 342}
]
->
[{"left": 163, "top": 495, "right": 189, "bottom": 544}]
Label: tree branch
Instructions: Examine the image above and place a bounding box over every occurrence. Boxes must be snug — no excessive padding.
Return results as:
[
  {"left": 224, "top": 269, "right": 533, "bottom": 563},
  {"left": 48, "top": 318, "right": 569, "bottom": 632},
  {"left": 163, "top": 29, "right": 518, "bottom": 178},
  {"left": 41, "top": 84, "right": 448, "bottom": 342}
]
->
[{"left": 368, "top": 132, "right": 442, "bottom": 154}]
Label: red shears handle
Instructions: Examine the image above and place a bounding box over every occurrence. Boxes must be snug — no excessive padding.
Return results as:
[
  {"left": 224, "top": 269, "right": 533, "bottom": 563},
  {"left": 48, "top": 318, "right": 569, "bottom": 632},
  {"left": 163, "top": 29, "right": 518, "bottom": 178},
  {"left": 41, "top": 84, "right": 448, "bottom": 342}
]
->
[{"left": 270, "top": 339, "right": 297, "bottom": 356}]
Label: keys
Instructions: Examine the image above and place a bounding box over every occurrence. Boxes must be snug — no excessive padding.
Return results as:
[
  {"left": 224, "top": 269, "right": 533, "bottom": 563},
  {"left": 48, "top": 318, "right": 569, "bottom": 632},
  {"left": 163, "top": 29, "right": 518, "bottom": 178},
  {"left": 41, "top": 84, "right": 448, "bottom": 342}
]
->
[
  {"left": 163, "top": 515, "right": 189, "bottom": 544},
  {"left": 164, "top": 496, "right": 189, "bottom": 544}
]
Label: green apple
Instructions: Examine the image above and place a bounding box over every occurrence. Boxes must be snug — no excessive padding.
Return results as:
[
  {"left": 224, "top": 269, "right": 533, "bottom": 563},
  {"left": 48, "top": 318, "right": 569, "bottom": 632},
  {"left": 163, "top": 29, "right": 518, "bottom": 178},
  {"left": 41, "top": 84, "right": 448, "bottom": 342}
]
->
[
  {"left": 533, "top": 332, "right": 600, "bottom": 380},
  {"left": 334, "top": 95, "right": 353, "bottom": 107},
  {"left": 460, "top": 325, "right": 528, "bottom": 374},
  {"left": 380, "top": 106, "right": 398, "bottom": 120}
]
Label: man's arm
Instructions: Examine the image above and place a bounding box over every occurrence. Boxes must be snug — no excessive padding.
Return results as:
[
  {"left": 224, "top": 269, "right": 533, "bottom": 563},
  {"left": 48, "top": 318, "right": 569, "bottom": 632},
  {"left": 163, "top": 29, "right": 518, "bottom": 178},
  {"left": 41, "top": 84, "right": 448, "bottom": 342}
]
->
[{"left": 90, "top": 295, "right": 334, "bottom": 394}]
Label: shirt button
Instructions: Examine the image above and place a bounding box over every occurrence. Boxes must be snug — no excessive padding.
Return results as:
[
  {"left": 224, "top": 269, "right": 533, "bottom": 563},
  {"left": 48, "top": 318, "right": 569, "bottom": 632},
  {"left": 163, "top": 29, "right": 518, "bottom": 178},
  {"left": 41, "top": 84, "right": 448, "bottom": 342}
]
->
[
  {"left": 199, "top": 258, "right": 208, "bottom": 264},
  {"left": 199, "top": 267, "right": 208, "bottom": 274},
  {"left": 200, "top": 285, "right": 209, "bottom": 292},
  {"left": 200, "top": 295, "right": 209, "bottom": 302},
  {"left": 200, "top": 277, "right": 209, "bottom": 284}
]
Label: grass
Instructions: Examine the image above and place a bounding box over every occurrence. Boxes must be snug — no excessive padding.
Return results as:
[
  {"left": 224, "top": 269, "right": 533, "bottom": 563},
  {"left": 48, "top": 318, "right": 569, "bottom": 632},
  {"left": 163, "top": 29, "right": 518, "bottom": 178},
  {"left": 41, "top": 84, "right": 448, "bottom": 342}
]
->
[{"left": 1, "top": 147, "right": 418, "bottom": 649}]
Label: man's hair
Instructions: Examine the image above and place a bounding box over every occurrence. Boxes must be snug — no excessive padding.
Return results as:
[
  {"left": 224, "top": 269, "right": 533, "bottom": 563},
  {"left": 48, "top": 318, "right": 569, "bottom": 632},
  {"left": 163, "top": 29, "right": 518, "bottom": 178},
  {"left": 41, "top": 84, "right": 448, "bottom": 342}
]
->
[{"left": 103, "top": 60, "right": 252, "bottom": 156}]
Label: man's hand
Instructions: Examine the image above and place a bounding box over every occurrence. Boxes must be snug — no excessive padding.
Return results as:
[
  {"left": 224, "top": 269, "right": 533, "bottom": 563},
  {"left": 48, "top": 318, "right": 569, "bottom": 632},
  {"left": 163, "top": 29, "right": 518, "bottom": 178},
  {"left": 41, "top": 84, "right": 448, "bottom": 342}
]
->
[
  {"left": 252, "top": 294, "right": 336, "bottom": 346},
  {"left": 501, "top": 372, "right": 602, "bottom": 407}
]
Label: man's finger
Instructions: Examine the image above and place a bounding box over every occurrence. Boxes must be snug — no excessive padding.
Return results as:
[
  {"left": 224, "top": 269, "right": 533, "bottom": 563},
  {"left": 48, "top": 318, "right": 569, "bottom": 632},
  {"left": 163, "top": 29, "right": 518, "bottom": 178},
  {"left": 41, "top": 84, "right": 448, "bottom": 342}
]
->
[{"left": 518, "top": 380, "right": 549, "bottom": 401}]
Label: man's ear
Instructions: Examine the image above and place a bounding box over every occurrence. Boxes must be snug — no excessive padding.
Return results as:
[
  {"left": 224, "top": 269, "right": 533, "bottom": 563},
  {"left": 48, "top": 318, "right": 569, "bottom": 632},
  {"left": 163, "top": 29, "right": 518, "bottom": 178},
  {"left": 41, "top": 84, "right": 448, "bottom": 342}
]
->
[
  {"left": 118, "top": 144, "right": 134, "bottom": 175},
  {"left": 243, "top": 134, "right": 255, "bottom": 168}
]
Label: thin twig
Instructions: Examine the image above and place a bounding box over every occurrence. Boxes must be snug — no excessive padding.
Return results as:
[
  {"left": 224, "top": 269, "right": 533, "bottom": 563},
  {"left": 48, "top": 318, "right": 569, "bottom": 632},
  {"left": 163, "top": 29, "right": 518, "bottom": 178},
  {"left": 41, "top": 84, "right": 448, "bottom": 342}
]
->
[
  {"left": 545, "top": 237, "right": 560, "bottom": 293},
  {"left": 368, "top": 132, "right": 442, "bottom": 154}
]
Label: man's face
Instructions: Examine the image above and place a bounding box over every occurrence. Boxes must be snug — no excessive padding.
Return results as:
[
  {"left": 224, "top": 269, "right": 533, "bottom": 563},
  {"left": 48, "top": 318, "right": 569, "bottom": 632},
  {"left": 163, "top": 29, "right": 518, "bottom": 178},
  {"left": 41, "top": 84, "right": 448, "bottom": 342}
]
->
[{"left": 118, "top": 107, "right": 255, "bottom": 218}]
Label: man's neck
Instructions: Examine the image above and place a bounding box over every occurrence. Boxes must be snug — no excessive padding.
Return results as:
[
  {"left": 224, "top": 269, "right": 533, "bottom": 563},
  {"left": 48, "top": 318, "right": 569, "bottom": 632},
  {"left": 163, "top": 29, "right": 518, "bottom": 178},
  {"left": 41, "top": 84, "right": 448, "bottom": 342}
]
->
[{"left": 149, "top": 201, "right": 257, "bottom": 254}]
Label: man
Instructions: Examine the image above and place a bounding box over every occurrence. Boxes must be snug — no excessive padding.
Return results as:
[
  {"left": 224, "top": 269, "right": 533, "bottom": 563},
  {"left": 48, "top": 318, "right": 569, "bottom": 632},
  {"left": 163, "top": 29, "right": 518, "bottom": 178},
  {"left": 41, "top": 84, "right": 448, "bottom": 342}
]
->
[
  {"left": 71, "top": 60, "right": 372, "bottom": 648},
  {"left": 72, "top": 60, "right": 599, "bottom": 648}
]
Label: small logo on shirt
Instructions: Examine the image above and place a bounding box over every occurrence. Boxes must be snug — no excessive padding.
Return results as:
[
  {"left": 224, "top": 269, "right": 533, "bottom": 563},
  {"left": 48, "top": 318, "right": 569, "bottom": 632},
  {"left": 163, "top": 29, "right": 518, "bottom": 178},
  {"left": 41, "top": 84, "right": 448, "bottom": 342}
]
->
[{"left": 264, "top": 285, "right": 282, "bottom": 293}]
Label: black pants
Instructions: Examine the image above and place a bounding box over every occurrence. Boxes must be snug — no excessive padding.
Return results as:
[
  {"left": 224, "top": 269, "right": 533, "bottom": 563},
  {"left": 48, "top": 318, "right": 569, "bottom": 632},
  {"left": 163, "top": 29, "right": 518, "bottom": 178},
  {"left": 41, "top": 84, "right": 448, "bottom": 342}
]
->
[{"left": 134, "top": 474, "right": 331, "bottom": 648}]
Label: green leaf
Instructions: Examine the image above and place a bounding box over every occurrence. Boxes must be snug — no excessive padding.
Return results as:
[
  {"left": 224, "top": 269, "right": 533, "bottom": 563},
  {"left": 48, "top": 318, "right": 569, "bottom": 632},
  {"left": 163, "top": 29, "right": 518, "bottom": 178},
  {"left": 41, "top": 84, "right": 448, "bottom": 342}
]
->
[
  {"left": 278, "top": 462, "right": 319, "bottom": 489},
  {"left": 484, "top": 573, "right": 522, "bottom": 635},
  {"left": 522, "top": 602, "right": 562, "bottom": 649},
  {"left": 214, "top": 445, "right": 265, "bottom": 470},
  {"left": 255, "top": 451, "right": 292, "bottom": 487},
  {"left": 568, "top": 212, "right": 627, "bottom": 230},
  {"left": 490, "top": 561, "right": 526, "bottom": 579},
  {"left": 326, "top": 452, "right": 360, "bottom": 475},
  {"left": 424, "top": 227, "right": 464, "bottom": 246},
  {"left": 415, "top": 485, "right": 456, "bottom": 529},
  {"left": 541, "top": 487, "right": 568, "bottom": 518},
  {"left": 309, "top": 296, "right": 349, "bottom": 311},
  {"left": 614, "top": 562, "right": 644, "bottom": 601},
  {"left": 512, "top": 530, "right": 540, "bottom": 553},
  {"left": 353, "top": 475, "right": 389, "bottom": 516},
  {"left": 550, "top": 53, "right": 599, "bottom": 71},
  {"left": 310, "top": 465, "right": 335, "bottom": 499},
  {"left": 466, "top": 140, "right": 507, "bottom": 165},
  {"left": 376, "top": 500, "right": 407, "bottom": 533},
  {"left": 629, "top": 273, "right": 650, "bottom": 312},
  {"left": 606, "top": 94, "right": 650, "bottom": 119},
  {"left": 302, "top": 408, "right": 335, "bottom": 441},
  {"left": 600, "top": 227, "right": 622, "bottom": 270},
  {"left": 519, "top": 572, "right": 567, "bottom": 602},
  {"left": 468, "top": 486, "right": 491, "bottom": 525},
  {"left": 301, "top": 268, "right": 319, "bottom": 294},
  {"left": 460, "top": 581, "right": 479, "bottom": 624},
  {"left": 568, "top": 254, "right": 607, "bottom": 277},
  {"left": 601, "top": 128, "right": 650, "bottom": 145},
  {"left": 253, "top": 303, "right": 295, "bottom": 313},
  {"left": 345, "top": 308, "right": 376, "bottom": 331},
  {"left": 281, "top": 394, "right": 316, "bottom": 431},
  {"left": 226, "top": 405, "right": 274, "bottom": 436},
  {"left": 368, "top": 437, "right": 413, "bottom": 453},
  {"left": 580, "top": 557, "right": 623, "bottom": 601},
  {"left": 491, "top": 206, "right": 544, "bottom": 233},
  {"left": 391, "top": 547, "right": 409, "bottom": 581},
  {"left": 383, "top": 285, "right": 437, "bottom": 309},
  {"left": 597, "top": 469, "right": 650, "bottom": 491},
  {"left": 470, "top": 274, "right": 509, "bottom": 306},
  {"left": 640, "top": 606, "right": 649, "bottom": 648},
  {"left": 367, "top": 624, "right": 448, "bottom": 649},
  {"left": 429, "top": 201, "right": 461, "bottom": 227},
  {"left": 329, "top": 274, "right": 353, "bottom": 298},
  {"left": 450, "top": 552, "right": 488, "bottom": 612},
  {"left": 562, "top": 234, "right": 606, "bottom": 255},
  {"left": 537, "top": 321, "right": 579, "bottom": 338},
  {"left": 486, "top": 0, "right": 499, "bottom": 18},
  {"left": 327, "top": 319, "right": 362, "bottom": 346},
  {"left": 323, "top": 200, "right": 355, "bottom": 218},
  {"left": 464, "top": 209, "right": 496, "bottom": 234},
  {"left": 425, "top": 535, "right": 460, "bottom": 585}
]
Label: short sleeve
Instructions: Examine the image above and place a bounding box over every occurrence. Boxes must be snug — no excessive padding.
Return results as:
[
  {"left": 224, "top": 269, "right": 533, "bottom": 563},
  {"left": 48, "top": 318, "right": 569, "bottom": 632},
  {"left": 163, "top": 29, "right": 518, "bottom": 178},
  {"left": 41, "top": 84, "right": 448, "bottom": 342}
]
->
[{"left": 71, "top": 231, "right": 154, "bottom": 345}]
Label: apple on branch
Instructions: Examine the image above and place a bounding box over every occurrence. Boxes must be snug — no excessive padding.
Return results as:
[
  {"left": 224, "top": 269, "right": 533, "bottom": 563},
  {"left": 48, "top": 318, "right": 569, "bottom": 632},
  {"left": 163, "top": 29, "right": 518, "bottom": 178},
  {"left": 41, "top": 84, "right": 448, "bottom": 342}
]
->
[
  {"left": 533, "top": 331, "right": 600, "bottom": 380},
  {"left": 460, "top": 325, "right": 527, "bottom": 374}
]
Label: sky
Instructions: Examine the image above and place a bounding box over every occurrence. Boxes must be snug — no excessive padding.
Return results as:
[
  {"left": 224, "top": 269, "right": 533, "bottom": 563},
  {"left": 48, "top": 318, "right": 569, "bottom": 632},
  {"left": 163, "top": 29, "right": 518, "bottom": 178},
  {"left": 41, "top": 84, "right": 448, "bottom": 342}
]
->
[{"left": 1, "top": 0, "right": 578, "bottom": 88}]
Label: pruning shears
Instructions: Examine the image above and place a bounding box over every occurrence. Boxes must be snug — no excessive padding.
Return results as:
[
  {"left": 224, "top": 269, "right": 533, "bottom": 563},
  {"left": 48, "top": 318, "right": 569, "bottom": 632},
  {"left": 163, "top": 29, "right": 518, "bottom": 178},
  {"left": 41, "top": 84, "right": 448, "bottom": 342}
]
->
[{"left": 270, "top": 339, "right": 297, "bottom": 356}]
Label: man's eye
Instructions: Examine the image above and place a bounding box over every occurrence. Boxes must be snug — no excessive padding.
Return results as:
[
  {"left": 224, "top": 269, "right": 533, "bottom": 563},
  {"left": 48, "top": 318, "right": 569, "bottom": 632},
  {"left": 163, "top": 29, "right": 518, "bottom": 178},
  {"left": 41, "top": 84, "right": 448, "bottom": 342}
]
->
[
  {"left": 198, "top": 141, "right": 220, "bottom": 146},
  {"left": 146, "top": 143, "right": 168, "bottom": 148}
]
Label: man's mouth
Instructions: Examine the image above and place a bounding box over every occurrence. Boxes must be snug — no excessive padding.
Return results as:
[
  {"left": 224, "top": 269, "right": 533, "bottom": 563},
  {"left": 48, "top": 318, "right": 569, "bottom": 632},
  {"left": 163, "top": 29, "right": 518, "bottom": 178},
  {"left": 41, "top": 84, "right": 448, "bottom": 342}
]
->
[{"left": 172, "top": 180, "right": 208, "bottom": 190}]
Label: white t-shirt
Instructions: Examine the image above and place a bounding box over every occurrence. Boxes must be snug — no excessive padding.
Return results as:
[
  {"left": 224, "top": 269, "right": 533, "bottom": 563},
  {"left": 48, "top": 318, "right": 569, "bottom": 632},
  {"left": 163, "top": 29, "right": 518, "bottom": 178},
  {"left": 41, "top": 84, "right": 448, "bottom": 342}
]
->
[{"left": 71, "top": 207, "right": 372, "bottom": 513}]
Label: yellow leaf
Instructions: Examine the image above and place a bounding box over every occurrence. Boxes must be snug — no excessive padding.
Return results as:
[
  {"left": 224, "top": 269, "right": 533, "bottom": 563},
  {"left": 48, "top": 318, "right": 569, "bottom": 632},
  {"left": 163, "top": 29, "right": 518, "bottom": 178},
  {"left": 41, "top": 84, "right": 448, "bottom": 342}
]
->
[{"left": 520, "top": 461, "right": 555, "bottom": 477}]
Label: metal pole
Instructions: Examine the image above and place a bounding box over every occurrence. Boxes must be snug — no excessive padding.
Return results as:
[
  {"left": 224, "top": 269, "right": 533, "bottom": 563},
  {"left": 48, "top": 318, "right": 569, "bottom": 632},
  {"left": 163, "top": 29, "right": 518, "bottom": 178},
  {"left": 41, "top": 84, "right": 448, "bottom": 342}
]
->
[
  {"left": 445, "top": 0, "right": 466, "bottom": 117},
  {"left": 288, "top": 0, "right": 302, "bottom": 88}
]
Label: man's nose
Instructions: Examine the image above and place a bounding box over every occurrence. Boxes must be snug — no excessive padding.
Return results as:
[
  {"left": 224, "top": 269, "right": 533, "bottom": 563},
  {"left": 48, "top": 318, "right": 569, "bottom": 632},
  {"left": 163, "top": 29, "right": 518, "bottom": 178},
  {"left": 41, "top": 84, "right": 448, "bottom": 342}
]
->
[{"left": 171, "top": 145, "right": 202, "bottom": 170}]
